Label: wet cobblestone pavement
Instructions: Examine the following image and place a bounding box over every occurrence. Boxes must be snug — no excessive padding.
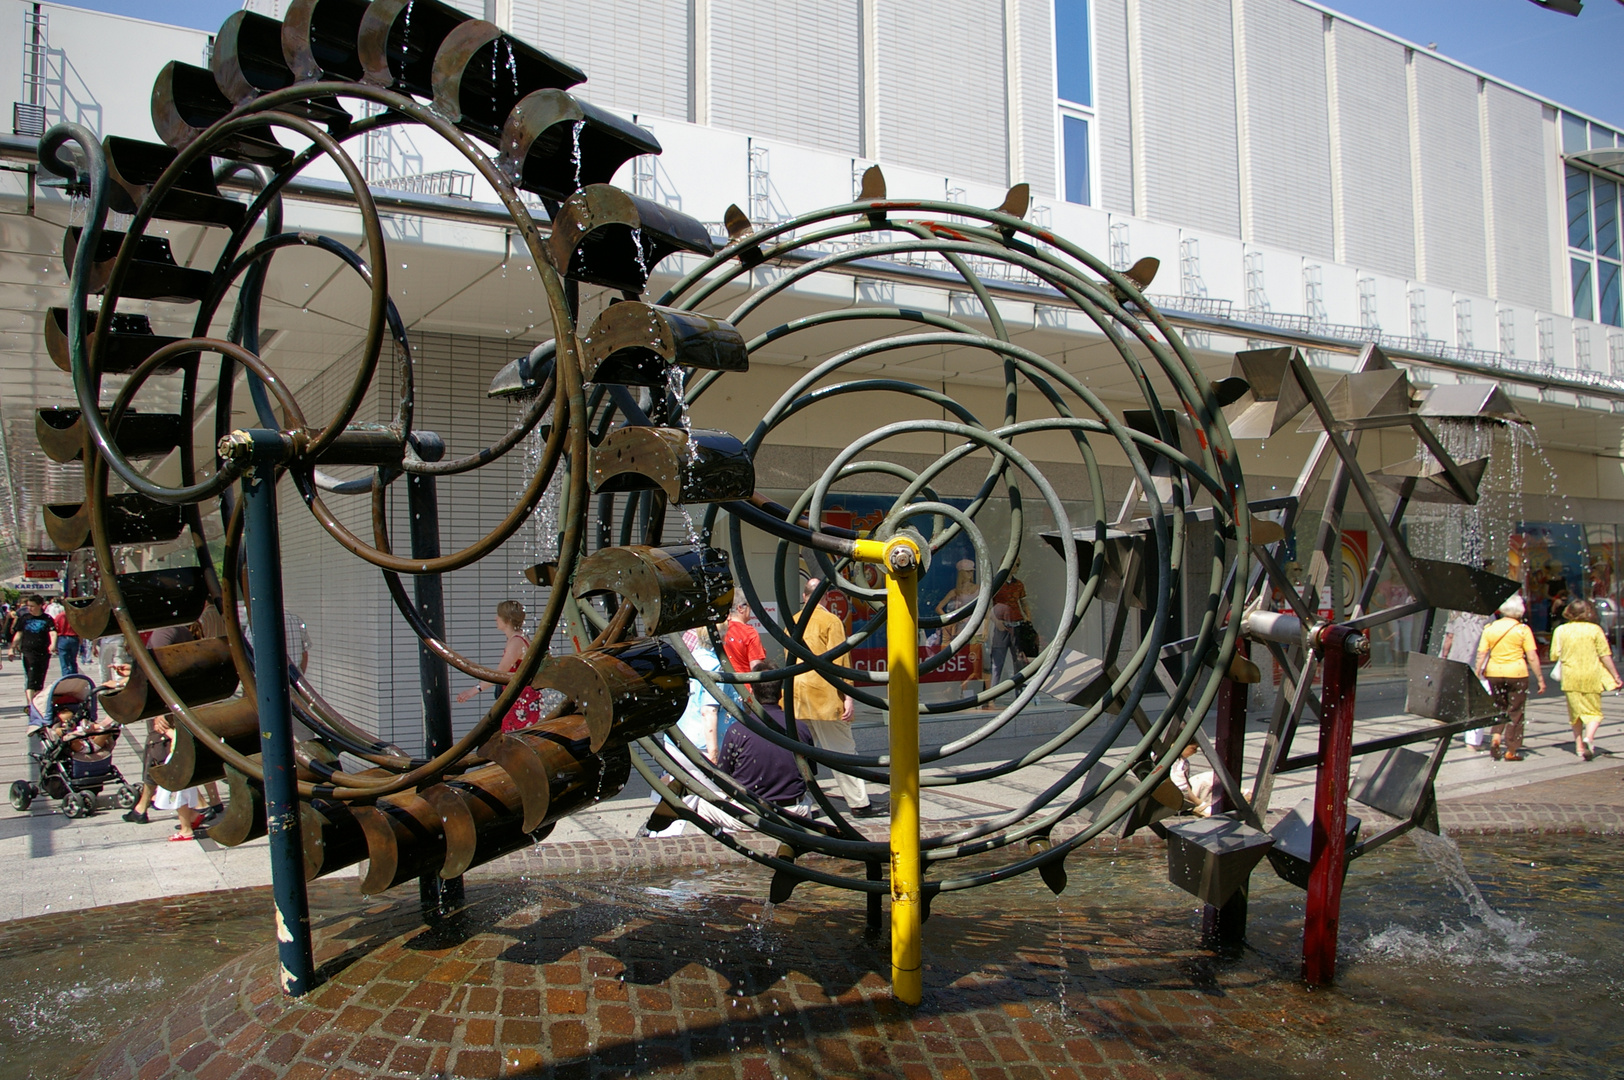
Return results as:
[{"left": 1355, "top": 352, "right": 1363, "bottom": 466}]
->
[{"left": 19, "top": 827, "right": 1621, "bottom": 1080}]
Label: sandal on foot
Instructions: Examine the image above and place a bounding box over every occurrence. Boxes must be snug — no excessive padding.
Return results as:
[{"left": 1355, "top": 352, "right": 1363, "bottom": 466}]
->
[
  {"left": 1503, "top": 751, "right": 1525, "bottom": 762},
  {"left": 167, "top": 832, "right": 195, "bottom": 842}
]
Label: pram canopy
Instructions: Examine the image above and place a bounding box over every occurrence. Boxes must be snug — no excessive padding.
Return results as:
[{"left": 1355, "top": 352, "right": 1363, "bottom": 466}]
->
[{"left": 27, "top": 673, "right": 99, "bottom": 731}]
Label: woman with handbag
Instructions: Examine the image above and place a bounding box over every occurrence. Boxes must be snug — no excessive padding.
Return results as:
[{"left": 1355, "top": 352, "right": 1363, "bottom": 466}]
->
[
  {"left": 1548, "top": 598, "right": 1622, "bottom": 761},
  {"left": 1476, "top": 594, "right": 1545, "bottom": 761}
]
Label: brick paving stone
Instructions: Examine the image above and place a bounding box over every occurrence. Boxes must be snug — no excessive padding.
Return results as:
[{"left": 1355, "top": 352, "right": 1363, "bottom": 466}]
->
[{"left": 42, "top": 778, "right": 1623, "bottom": 1080}]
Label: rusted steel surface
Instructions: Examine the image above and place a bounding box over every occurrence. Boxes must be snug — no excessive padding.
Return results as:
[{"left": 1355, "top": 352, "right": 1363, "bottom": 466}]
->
[
  {"left": 590, "top": 426, "right": 756, "bottom": 505},
  {"left": 148, "top": 697, "right": 260, "bottom": 790},
  {"left": 354, "top": 791, "right": 447, "bottom": 893},
  {"left": 301, "top": 799, "right": 370, "bottom": 881},
  {"left": 100, "top": 636, "right": 239, "bottom": 725},
  {"left": 431, "top": 21, "right": 583, "bottom": 144},
  {"left": 573, "top": 545, "right": 734, "bottom": 636},
  {"left": 46, "top": 307, "right": 186, "bottom": 376},
  {"left": 34, "top": 407, "right": 182, "bottom": 464},
  {"left": 545, "top": 185, "right": 714, "bottom": 293},
  {"left": 63, "top": 227, "right": 211, "bottom": 303},
  {"left": 211, "top": 760, "right": 268, "bottom": 847},
  {"left": 212, "top": 11, "right": 351, "bottom": 126},
  {"left": 282, "top": 0, "right": 370, "bottom": 82},
  {"left": 357, "top": 0, "right": 471, "bottom": 96},
  {"left": 62, "top": 566, "right": 208, "bottom": 639},
  {"left": 580, "top": 302, "right": 747, "bottom": 386},
  {"left": 531, "top": 638, "right": 690, "bottom": 752},
  {"left": 103, "top": 136, "right": 248, "bottom": 229},
  {"left": 43, "top": 493, "right": 183, "bottom": 552},
  {"left": 497, "top": 88, "right": 656, "bottom": 200},
  {"left": 312, "top": 423, "right": 407, "bottom": 468},
  {"left": 150, "top": 60, "right": 292, "bottom": 165}
]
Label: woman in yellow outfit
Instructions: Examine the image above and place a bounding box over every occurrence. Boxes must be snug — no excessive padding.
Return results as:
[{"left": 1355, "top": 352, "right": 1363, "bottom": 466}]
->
[
  {"left": 1476, "top": 594, "right": 1545, "bottom": 761},
  {"left": 1548, "top": 599, "right": 1622, "bottom": 761}
]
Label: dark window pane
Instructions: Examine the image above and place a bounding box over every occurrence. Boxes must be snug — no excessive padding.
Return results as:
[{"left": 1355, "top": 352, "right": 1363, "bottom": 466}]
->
[
  {"left": 1600, "top": 260, "right": 1622, "bottom": 328},
  {"left": 1055, "top": 0, "right": 1091, "bottom": 106},
  {"left": 1063, "top": 115, "right": 1090, "bottom": 205},
  {"left": 1568, "top": 166, "right": 1593, "bottom": 252},
  {"left": 1597, "top": 179, "right": 1619, "bottom": 260},
  {"left": 1573, "top": 256, "right": 1595, "bottom": 321}
]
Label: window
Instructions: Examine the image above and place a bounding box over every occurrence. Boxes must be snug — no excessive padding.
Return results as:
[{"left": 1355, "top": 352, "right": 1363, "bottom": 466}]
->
[
  {"left": 1596, "top": 178, "right": 1619, "bottom": 259},
  {"left": 1053, "top": 1, "right": 1094, "bottom": 205},
  {"left": 1063, "top": 115, "right": 1090, "bottom": 204},
  {"left": 1055, "top": 0, "right": 1091, "bottom": 107},
  {"left": 1567, "top": 165, "right": 1623, "bottom": 327},
  {"left": 1563, "top": 112, "right": 1590, "bottom": 154},
  {"left": 1601, "top": 261, "right": 1622, "bottom": 327},
  {"left": 1573, "top": 257, "right": 1594, "bottom": 322},
  {"left": 1568, "top": 166, "right": 1592, "bottom": 251}
]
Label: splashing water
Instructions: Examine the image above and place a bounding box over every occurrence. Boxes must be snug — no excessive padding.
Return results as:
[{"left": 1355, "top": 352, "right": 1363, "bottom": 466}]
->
[
  {"left": 10, "top": 975, "right": 165, "bottom": 1043},
  {"left": 570, "top": 119, "right": 586, "bottom": 192},
  {"left": 504, "top": 38, "right": 517, "bottom": 97},
  {"left": 663, "top": 362, "right": 703, "bottom": 548},
  {"left": 519, "top": 401, "right": 559, "bottom": 563},
  {"left": 630, "top": 225, "right": 649, "bottom": 285},
  {"left": 1357, "top": 830, "right": 1573, "bottom": 976},
  {"left": 400, "top": 0, "right": 413, "bottom": 62},
  {"left": 1405, "top": 418, "right": 1571, "bottom": 581}
]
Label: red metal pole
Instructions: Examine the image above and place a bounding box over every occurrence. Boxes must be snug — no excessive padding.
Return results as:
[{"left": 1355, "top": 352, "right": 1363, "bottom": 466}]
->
[
  {"left": 1202, "top": 642, "right": 1251, "bottom": 947},
  {"left": 1303, "top": 624, "right": 1366, "bottom": 985}
]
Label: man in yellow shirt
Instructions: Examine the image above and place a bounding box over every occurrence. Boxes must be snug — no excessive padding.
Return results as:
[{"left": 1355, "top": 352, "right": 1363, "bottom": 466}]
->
[
  {"left": 1476, "top": 594, "right": 1546, "bottom": 761},
  {"left": 791, "top": 578, "right": 880, "bottom": 818}
]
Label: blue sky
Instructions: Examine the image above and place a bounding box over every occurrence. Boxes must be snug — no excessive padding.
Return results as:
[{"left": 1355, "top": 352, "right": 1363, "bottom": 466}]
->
[{"left": 53, "top": 0, "right": 1624, "bottom": 127}]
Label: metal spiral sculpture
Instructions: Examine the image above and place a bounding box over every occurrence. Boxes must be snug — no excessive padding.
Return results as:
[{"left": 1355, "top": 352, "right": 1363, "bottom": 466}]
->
[{"left": 30, "top": 0, "right": 1520, "bottom": 996}]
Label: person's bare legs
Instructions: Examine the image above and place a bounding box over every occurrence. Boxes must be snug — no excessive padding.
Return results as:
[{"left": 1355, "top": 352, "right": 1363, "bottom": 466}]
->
[{"left": 173, "top": 805, "right": 202, "bottom": 839}]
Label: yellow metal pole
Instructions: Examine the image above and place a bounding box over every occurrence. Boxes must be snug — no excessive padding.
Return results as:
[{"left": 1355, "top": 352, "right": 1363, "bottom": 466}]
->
[{"left": 885, "top": 546, "right": 922, "bottom": 1005}]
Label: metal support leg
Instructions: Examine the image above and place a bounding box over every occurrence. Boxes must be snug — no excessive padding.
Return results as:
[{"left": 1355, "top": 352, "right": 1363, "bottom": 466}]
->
[
  {"left": 1203, "top": 644, "right": 1250, "bottom": 948},
  {"left": 241, "top": 453, "right": 315, "bottom": 997},
  {"left": 865, "top": 861, "right": 882, "bottom": 936},
  {"left": 1303, "top": 625, "right": 1366, "bottom": 985},
  {"left": 407, "top": 432, "right": 462, "bottom": 918},
  {"left": 886, "top": 558, "right": 921, "bottom": 1005}
]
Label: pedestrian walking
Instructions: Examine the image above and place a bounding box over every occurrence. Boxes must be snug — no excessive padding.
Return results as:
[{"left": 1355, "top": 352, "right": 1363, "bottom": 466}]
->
[
  {"left": 791, "top": 578, "right": 879, "bottom": 817},
  {"left": 1476, "top": 594, "right": 1545, "bottom": 762},
  {"left": 937, "top": 559, "right": 984, "bottom": 701},
  {"left": 673, "top": 627, "right": 723, "bottom": 762},
  {"left": 1441, "top": 609, "right": 1491, "bottom": 749},
  {"left": 52, "top": 605, "right": 82, "bottom": 678},
  {"left": 722, "top": 594, "right": 766, "bottom": 677},
  {"left": 7, "top": 595, "right": 56, "bottom": 710},
  {"left": 983, "top": 560, "right": 1038, "bottom": 704},
  {"left": 455, "top": 600, "right": 544, "bottom": 732},
  {"left": 1549, "top": 599, "right": 1623, "bottom": 761}
]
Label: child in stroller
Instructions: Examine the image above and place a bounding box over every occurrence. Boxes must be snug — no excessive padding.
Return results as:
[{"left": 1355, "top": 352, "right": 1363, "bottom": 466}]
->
[{"left": 10, "top": 673, "right": 139, "bottom": 818}]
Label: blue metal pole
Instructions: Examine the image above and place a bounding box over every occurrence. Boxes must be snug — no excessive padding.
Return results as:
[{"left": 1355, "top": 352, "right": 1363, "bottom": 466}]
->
[
  {"left": 239, "top": 432, "right": 315, "bottom": 996},
  {"left": 406, "top": 432, "right": 462, "bottom": 918}
]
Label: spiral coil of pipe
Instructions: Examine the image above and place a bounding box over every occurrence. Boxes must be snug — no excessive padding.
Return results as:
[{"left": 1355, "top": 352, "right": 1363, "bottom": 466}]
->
[{"left": 36, "top": 0, "right": 1250, "bottom": 909}]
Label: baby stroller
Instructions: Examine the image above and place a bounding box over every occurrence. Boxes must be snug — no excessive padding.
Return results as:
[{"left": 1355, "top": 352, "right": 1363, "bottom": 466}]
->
[{"left": 10, "top": 674, "right": 139, "bottom": 818}]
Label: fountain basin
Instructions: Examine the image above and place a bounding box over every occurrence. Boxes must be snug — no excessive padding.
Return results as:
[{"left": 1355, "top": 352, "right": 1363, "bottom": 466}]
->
[{"left": 6, "top": 833, "right": 1619, "bottom": 1080}]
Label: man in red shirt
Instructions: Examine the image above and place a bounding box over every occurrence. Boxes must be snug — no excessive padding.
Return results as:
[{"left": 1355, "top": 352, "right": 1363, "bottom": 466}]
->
[{"left": 723, "top": 594, "right": 766, "bottom": 676}]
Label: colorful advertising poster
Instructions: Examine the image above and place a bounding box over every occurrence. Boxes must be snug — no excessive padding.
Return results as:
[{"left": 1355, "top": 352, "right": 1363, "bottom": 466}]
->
[
  {"left": 1511, "top": 522, "right": 1587, "bottom": 633},
  {"left": 812, "top": 494, "right": 983, "bottom": 683}
]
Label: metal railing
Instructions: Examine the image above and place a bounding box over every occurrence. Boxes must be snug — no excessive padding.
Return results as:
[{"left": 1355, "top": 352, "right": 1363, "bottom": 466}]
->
[{"left": 371, "top": 169, "right": 474, "bottom": 200}]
